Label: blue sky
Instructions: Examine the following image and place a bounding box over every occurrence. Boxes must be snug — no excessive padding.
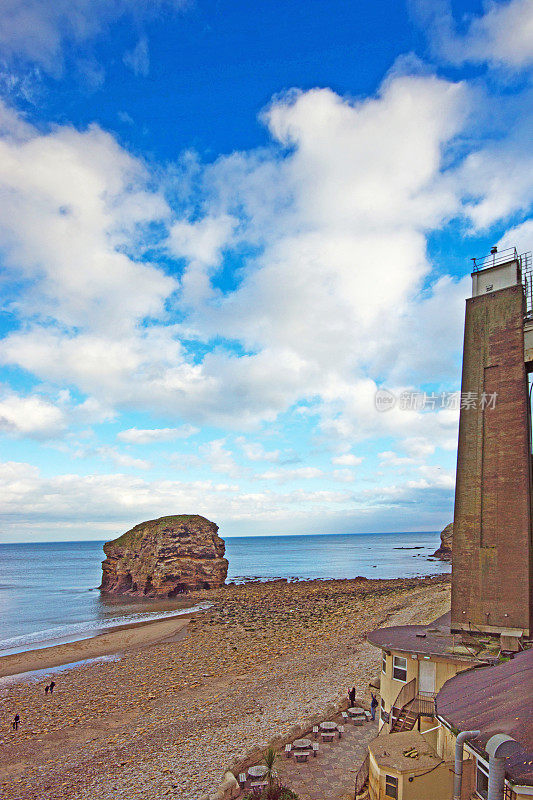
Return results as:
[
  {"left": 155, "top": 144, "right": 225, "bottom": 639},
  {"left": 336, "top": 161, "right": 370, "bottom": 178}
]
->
[{"left": 0, "top": 0, "right": 532, "bottom": 542}]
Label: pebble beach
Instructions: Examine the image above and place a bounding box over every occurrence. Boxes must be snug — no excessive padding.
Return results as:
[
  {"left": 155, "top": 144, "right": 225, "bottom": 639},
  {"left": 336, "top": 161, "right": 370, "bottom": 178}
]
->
[{"left": 0, "top": 574, "right": 450, "bottom": 800}]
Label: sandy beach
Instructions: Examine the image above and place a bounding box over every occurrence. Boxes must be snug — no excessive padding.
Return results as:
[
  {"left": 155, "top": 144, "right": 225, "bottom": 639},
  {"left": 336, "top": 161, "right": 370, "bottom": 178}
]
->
[
  {"left": 0, "top": 574, "right": 450, "bottom": 800},
  {"left": 0, "top": 615, "right": 194, "bottom": 679}
]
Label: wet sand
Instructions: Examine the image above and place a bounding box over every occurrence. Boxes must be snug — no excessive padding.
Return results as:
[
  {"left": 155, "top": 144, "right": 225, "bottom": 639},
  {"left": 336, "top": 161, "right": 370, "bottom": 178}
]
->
[
  {"left": 0, "top": 614, "right": 194, "bottom": 679},
  {"left": 0, "top": 574, "right": 451, "bottom": 800}
]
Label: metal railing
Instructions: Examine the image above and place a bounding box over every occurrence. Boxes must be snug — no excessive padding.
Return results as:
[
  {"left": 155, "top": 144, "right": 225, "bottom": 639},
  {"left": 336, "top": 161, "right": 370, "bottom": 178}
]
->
[
  {"left": 415, "top": 692, "right": 436, "bottom": 717},
  {"left": 471, "top": 247, "right": 518, "bottom": 272},
  {"left": 391, "top": 677, "right": 416, "bottom": 718},
  {"left": 521, "top": 251, "right": 533, "bottom": 317},
  {"left": 355, "top": 752, "right": 370, "bottom": 797}
]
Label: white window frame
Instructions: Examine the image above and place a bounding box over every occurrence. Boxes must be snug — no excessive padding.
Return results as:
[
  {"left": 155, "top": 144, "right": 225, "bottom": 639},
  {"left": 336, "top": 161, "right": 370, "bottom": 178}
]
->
[
  {"left": 385, "top": 774, "right": 398, "bottom": 799},
  {"left": 476, "top": 758, "right": 489, "bottom": 800},
  {"left": 382, "top": 651, "right": 387, "bottom": 674},
  {"left": 392, "top": 655, "right": 407, "bottom": 682}
]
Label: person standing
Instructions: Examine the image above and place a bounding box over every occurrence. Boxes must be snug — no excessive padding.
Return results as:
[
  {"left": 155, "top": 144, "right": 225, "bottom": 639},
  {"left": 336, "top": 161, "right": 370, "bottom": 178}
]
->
[
  {"left": 49, "top": 681, "right": 55, "bottom": 694},
  {"left": 370, "top": 692, "right": 379, "bottom": 721},
  {"left": 12, "top": 714, "right": 20, "bottom": 730},
  {"left": 348, "top": 686, "right": 356, "bottom": 707}
]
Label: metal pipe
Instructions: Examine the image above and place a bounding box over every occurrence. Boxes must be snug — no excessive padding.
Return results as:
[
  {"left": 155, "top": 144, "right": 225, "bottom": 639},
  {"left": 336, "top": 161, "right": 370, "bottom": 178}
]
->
[
  {"left": 454, "top": 730, "right": 480, "bottom": 800},
  {"left": 486, "top": 734, "right": 515, "bottom": 800},
  {"left": 487, "top": 754, "right": 506, "bottom": 800}
]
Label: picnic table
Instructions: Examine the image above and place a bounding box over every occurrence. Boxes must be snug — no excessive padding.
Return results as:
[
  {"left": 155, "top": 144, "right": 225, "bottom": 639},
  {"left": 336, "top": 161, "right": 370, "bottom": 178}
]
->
[
  {"left": 248, "top": 765, "right": 268, "bottom": 779},
  {"left": 293, "top": 738, "right": 312, "bottom": 750},
  {"left": 319, "top": 721, "right": 337, "bottom": 731},
  {"left": 348, "top": 707, "right": 367, "bottom": 725}
]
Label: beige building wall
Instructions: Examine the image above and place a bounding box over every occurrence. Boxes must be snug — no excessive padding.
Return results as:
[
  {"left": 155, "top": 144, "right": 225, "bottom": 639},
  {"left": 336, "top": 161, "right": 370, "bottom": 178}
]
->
[
  {"left": 379, "top": 649, "right": 471, "bottom": 730},
  {"left": 368, "top": 752, "right": 453, "bottom": 800}
]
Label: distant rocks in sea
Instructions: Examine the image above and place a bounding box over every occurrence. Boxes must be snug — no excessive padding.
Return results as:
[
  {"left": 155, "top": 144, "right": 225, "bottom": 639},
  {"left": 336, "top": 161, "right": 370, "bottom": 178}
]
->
[
  {"left": 432, "top": 522, "right": 453, "bottom": 561},
  {"left": 100, "top": 515, "right": 229, "bottom": 597}
]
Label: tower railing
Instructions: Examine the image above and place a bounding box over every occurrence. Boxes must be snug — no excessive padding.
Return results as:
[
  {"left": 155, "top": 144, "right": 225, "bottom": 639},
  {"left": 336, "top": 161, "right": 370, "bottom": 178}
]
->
[
  {"left": 521, "top": 251, "right": 533, "bottom": 317},
  {"left": 471, "top": 247, "right": 518, "bottom": 271}
]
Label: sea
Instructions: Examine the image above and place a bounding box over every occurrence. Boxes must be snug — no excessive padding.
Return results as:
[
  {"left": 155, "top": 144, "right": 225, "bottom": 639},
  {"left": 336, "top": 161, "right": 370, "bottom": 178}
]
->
[{"left": 0, "top": 531, "right": 449, "bottom": 655}]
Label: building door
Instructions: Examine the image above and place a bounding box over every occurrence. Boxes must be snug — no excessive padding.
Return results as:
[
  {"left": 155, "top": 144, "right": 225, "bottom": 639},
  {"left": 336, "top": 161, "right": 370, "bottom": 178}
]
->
[{"left": 418, "top": 660, "right": 436, "bottom": 694}]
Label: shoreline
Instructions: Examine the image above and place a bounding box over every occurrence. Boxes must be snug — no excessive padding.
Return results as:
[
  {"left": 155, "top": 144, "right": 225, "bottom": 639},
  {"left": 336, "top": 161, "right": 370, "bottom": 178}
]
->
[
  {"left": 0, "top": 612, "right": 197, "bottom": 679},
  {"left": 0, "top": 574, "right": 451, "bottom": 800}
]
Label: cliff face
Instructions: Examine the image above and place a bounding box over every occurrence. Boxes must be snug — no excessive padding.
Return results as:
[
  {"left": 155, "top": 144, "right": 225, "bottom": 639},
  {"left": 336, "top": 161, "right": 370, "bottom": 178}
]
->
[
  {"left": 100, "top": 515, "right": 228, "bottom": 596},
  {"left": 432, "top": 522, "right": 453, "bottom": 561}
]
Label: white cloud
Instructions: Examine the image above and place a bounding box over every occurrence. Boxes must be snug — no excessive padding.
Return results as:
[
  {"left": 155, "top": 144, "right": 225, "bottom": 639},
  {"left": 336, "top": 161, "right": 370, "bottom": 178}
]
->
[
  {"left": 0, "top": 0, "right": 187, "bottom": 74},
  {"left": 0, "top": 67, "right": 526, "bottom": 468},
  {"left": 498, "top": 218, "right": 533, "bottom": 253},
  {"left": 123, "top": 37, "right": 149, "bottom": 77},
  {"left": 0, "top": 461, "right": 356, "bottom": 541},
  {"left": 200, "top": 439, "right": 242, "bottom": 478},
  {"left": 379, "top": 450, "right": 417, "bottom": 468},
  {"left": 332, "top": 469, "right": 356, "bottom": 483},
  {"left": 0, "top": 458, "right": 457, "bottom": 541},
  {"left": 96, "top": 446, "right": 151, "bottom": 470},
  {"left": 0, "top": 392, "right": 67, "bottom": 439},
  {"left": 236, "top": 438, "right": 281, "bottom": 463},
  {"left": 117, "top": 425, "right": 199, "bottom": 444},
  {"left": 0, "top": 104, "right": 173, "bottom": 334},
  {"left": 258, "top": 467, "right": 324, "bottom": 482},
  {"left": 332, "top": 453, "right": 363, "bottom": 466},
  {"left": 411, "top": 0, "right": 533, "bottom": 69},
  {"left": 168, "top": 214, "right": 238, "bottom": 305}
]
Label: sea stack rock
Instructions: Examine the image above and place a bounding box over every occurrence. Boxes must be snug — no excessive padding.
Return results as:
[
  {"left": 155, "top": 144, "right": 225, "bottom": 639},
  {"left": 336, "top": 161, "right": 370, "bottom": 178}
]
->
[
  {"left": 100, "top": 515, "right": 228, "bottom": 596},
  {"left": 432, "top": 522, "right": 453, "bottom": 561}
]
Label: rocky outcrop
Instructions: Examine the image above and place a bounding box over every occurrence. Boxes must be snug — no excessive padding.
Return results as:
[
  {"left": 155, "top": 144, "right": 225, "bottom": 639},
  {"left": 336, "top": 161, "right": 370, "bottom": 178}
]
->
[
  {"left": 100, "top": 515, "right": 228, "bottom": 597},
  {"left": 432, "top": 522, "right": 453, "bottom": 561}
]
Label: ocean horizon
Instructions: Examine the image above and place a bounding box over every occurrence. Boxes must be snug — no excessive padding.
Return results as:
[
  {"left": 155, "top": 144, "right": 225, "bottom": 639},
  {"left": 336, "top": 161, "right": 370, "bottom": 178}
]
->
[{"left": 0, "top": 531, "right": 449, "bottom": 654}]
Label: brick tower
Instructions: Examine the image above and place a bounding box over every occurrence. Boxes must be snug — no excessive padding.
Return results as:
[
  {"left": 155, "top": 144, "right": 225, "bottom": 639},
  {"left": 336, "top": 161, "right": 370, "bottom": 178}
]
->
[{"left": 451, "top": 247, "right": 533, "bottom": 638}]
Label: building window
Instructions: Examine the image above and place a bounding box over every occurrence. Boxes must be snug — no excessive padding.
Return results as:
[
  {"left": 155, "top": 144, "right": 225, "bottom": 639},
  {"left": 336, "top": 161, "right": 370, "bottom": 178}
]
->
[
  {"left": 392, "top": 655, "right": 407, "bottom": 682},
  {"left": 385, "top": 774, "right": 398, "bottom": 799},
  {"left": 476, "top": 760, "right": 489, "bottom": 800},
  {"left": 382, "top": 652, "right": 387, "bottom": 674}
]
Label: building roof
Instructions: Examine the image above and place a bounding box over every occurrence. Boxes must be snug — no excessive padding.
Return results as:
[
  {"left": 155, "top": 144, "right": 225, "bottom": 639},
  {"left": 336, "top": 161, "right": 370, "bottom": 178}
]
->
[
  {"left": 368, "top": 730, "right": 443, "bottom": 774},
  {"left": 366, "top": 612, "right": 497, "bottom": 664},
  {"left": 436, "top": 648, "right": 533, "bottom": 787}
]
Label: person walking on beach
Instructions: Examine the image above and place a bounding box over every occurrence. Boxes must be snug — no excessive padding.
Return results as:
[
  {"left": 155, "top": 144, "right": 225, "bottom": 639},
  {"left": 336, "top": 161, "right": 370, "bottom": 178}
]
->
[
  {"left": 49, "top": 681, "right": 55, "bottom": 694},
  {"left": 12, "top": 714, "right": 20, "bottom": 731},
  {"left": 348, "top": 686, "right": 356, "bottom": 707},
  {"left": 370, "top": 692, "right": 378, "bottom": 721},
  {"left": 45, "top": 685, "right": 49, "bottom": 695}
]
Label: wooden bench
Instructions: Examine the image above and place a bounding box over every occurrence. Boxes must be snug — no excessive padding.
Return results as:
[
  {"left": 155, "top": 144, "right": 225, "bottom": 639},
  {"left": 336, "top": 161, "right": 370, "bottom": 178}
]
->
[
  {"left": 285, "top": 743, "right": 292, "bottom": 758},
  {"left": 250, "top": 780, "right": 268, "bottom": 790},
  {"left": 312, "top": 743, "right": 319, "bottom": 757},
  {"left": 312, "top": 725, "right": 319, "bottom": 738},
  {"left": 337, "top": 725, "right": 344, "bottom": 738},
  {"left": 342, "top": 711, "right": 349, "bottom": 723},
  {"left": 321, "top": 731, "right": 335, "bottom": 743},
  {"left": 294, "top": 750, "right": 311, "bottom": 763},
  {"left": 238, "top": 773, "right": 247, "bottom": 787}
]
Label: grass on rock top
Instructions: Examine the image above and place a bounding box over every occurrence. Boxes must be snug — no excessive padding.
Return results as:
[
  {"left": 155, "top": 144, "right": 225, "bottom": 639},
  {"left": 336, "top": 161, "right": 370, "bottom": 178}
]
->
[{"left": 108, "top": 515, "right": 216, "bottom": 547}]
